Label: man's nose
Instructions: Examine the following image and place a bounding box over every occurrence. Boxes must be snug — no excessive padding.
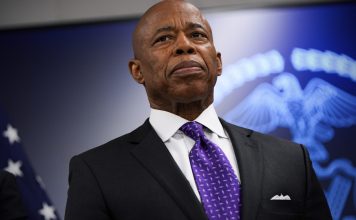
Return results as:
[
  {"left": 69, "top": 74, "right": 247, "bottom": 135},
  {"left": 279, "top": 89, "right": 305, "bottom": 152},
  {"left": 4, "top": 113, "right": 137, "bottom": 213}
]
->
[{"left": 174, "top": 33, "right": 196, "bottom": 55}]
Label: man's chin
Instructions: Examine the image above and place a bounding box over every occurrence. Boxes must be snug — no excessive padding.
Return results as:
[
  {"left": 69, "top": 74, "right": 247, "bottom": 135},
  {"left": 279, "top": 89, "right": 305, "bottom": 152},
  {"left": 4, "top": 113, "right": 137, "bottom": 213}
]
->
[{"left": 173, "top": 91, "right": 213, "bottom": 105}]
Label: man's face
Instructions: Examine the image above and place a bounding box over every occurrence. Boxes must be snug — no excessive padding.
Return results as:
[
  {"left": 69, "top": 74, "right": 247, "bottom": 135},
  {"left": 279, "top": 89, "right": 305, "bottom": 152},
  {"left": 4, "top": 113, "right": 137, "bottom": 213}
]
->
[{"left": 130, "top": 1, "right": 222, "bottom": 109}]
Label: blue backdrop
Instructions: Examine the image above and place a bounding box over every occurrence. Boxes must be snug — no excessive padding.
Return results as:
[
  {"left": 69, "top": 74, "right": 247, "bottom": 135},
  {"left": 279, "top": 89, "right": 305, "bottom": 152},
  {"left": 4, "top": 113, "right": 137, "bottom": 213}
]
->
[{"left": 0, "top": 2, "right": 355, "bottom": 218}]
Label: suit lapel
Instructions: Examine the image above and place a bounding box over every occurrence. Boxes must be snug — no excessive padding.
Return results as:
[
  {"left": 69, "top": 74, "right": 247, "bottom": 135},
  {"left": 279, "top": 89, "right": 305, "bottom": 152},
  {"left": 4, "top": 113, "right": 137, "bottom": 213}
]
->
[
  {"left": 129, "top": 120, "right": 208, "bottom": 220},
  {"left": 221, "top": 119, "right": 263, "bottom": 220}
]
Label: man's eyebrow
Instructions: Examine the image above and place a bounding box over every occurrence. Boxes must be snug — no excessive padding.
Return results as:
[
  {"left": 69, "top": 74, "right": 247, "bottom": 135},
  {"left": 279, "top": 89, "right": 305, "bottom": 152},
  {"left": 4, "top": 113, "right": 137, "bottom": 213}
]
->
[
  {"left": 154, "top": 26, "right": 175, "bottom": 35},
  {"left": 187, "top": 22, "right": 205, "bottom": 30},
  {"left": 154, "top": 22, "right": 207, "bottom": 35}
]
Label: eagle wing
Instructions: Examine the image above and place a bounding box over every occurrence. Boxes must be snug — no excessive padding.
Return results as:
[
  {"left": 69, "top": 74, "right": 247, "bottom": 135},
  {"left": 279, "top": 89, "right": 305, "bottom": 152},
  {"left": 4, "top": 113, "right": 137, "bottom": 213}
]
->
[
  {"left": 304, "top": 78, "right": 356, "bottom": 127},
  {"left": 223, "top": 83, "right": 291, "bottom": 133}
]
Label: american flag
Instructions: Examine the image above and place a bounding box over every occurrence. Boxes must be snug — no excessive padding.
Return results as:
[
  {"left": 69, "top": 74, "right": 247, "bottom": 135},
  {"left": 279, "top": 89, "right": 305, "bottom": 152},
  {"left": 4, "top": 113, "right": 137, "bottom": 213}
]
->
[{"left": 0, "top": 110, "right": 61, "bottom": 220}]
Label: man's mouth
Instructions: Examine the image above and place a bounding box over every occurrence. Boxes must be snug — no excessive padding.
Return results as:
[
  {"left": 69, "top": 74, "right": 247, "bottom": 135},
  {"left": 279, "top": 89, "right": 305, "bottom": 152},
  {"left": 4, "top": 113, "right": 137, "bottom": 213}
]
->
[{"left": 171, "top": 61, "right": 204, "bottom": 75}]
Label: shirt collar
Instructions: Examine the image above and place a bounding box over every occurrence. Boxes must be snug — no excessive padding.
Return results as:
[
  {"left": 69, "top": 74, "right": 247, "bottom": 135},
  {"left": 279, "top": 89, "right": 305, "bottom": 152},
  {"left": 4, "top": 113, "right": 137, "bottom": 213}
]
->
[{"left": 149, "top": 104, "right": 228, "bottom": 142}]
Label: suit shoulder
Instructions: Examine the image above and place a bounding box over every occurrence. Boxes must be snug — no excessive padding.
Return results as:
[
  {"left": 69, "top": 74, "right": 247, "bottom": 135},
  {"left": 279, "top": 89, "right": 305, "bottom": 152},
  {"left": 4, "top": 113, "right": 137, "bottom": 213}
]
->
[
  {"left": 222, "top": 119, "right": 303, "bottom": 154},
  {"left": 251, "top": 129, "right": 299, "bottom": 148},
  {"left": 79, "top": 134, "right": 130, "bottom": 158},
  {"left": 74, "top": 120, "right": 151, "bottom": 162}
]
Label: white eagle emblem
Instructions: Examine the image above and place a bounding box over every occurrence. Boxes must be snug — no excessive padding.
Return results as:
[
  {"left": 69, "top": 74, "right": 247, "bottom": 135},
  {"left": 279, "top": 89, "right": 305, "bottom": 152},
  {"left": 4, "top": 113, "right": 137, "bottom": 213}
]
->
[{"left": 216, "top": 48, "right": 356, "bottom": 219}]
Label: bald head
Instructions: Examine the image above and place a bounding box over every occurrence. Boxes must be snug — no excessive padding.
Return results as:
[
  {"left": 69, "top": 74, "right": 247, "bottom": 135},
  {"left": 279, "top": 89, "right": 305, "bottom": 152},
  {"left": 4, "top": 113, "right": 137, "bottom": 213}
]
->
[{"left": 132, "top": 0, "right": 212, "bottom": 59}]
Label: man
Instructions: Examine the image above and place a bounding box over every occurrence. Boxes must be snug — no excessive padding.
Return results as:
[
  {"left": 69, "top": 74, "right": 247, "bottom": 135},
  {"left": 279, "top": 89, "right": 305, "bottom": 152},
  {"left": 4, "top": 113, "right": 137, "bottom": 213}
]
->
[
  {"left": 65, "top": 0, "right": 332, "bottom": 219},
  {"left": 0, "top": 170, "right": 27, "bottom": 220}
]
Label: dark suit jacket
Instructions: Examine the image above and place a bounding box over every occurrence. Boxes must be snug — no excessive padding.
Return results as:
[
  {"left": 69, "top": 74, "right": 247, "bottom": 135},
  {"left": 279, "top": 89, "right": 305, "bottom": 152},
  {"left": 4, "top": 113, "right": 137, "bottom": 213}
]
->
[
  {"left": 65, "top": 119, "right": 332, "bottom": 220},
  {"left": 0, "top": 171, "right": 27, "bottom": 220}
]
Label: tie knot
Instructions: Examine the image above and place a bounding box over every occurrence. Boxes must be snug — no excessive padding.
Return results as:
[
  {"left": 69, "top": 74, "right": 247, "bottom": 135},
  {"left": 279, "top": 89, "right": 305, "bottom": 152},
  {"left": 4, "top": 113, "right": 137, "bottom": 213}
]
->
[{"left": 179, "top": 121, "right": 204, "bottom": 141}]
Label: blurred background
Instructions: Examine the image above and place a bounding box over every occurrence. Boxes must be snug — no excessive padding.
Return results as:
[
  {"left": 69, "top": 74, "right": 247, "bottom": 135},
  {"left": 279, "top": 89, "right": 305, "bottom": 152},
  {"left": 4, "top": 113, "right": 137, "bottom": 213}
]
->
[{"left": 0, "top": 0, "right": 355, "bottom": 219}]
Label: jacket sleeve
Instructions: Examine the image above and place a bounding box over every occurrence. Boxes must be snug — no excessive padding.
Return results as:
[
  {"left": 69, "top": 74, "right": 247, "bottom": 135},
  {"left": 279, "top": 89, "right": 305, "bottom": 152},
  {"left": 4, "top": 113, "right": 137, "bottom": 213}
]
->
[
  {"left": 301, "top": 145, "right": 332, "bottom": 220},
  {"left": 65, "top": 155, "right": 112, "bottom": 220}
]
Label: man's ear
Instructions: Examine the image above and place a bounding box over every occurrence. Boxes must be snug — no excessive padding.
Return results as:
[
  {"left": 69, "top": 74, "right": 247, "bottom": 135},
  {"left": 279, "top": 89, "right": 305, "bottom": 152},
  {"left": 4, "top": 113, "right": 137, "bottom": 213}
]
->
[
  {"left": 128, "top": 59, "right": 145, "bottom": 84},
  {"left": 216, "top": 52, "right": 222, "bottom": 76}
]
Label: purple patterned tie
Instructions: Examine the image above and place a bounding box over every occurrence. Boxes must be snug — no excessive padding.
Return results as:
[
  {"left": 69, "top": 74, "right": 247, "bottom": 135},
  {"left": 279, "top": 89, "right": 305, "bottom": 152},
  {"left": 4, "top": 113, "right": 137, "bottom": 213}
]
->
[{"left": 180, "top": 121, "right": 241, "bottom": 220}]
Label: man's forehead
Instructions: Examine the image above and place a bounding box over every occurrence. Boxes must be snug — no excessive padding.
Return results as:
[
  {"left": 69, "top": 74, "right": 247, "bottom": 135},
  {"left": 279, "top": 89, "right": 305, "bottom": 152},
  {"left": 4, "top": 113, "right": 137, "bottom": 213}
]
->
[
  {"left": 138, "top": 6, "right": 210, "bottom": 38},
  {"left": 132, "top": 1, "right": 211, "bottom": 56}
]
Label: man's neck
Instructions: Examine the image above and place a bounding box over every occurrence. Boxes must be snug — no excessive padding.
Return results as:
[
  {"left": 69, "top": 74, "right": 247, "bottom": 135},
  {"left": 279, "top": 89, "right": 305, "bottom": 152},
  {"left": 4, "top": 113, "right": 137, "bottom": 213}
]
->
[{"left": 151, "top": 100, "right": 212, "bottom": 121}]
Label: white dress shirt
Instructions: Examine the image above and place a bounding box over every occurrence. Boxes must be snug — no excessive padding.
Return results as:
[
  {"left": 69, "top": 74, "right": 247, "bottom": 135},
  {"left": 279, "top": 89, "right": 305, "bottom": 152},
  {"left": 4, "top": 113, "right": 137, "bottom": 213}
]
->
[{"left": 149, "top": 104, "right": 240, "bottom": 201}]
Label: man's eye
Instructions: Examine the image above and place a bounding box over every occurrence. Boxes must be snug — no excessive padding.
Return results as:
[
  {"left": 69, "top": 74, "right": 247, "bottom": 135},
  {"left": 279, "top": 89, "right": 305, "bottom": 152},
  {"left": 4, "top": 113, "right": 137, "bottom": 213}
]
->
[
  {"left": 191, "top": 32, "right": 207, "bottom": 39},
  {"left": 155, "top": 35, "right": 172, "bottom": 44}
]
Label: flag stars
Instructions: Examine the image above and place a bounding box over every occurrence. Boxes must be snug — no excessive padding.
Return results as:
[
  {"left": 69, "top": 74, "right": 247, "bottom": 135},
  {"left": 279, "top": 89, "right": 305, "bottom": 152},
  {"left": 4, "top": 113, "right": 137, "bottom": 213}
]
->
[
  {"left": 2, "top": 119, "right": 59, "bottom": 220},
  {"left": 3, "top": 124, "right": 20, "bottom": 144},
  {"left": 5, "top": 159, "right": 23, "bottom": 177},
  {"left": 39, "top": 202, "right": 57, "bottom": 220}
]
